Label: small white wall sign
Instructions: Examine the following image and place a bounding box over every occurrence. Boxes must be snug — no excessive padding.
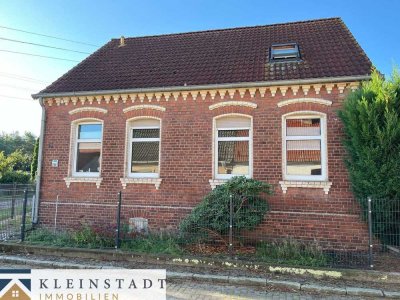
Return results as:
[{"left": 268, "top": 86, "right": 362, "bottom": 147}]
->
[{"left": 52, "top": 159, "right": 59, "bottom": 167}]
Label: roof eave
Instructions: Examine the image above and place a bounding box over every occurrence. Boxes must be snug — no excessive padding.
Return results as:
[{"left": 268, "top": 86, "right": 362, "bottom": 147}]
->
[{"left": 32, "top": 75, "right": 370, "bottom": 99}]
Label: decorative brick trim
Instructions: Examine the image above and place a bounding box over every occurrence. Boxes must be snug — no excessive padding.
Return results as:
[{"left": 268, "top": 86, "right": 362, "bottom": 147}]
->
[
  {"left": 209, "top": 101, "right": 257, "bottom": 110},
  {"left": 277, "top": 98, "right": 332, "bottom": 108},
  {"left": 209, "top": 179, "right": 228, "bottom": 190},
  {"left": 68, "top": 107, "right": 108, "bottom": 115},
  {"left": 44, "top": 82, "right": 358, "bottom": 107},
  {"left": 279, "top": 180, "right": 332, "bottom": 194},
  {"left": 123, "top": 105, "right": 166, "bottom": 113},
  {"left": 120, "top": 177, "right": 162, "bottom": 190},
  {"left": 64, "top": 177, "right": 103, "bottom": 188}
]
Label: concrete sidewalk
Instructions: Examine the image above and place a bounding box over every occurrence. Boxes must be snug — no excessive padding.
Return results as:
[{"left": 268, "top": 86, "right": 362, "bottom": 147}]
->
[{"left": 1, "top": 254, "right": 399, "bottom": 298}]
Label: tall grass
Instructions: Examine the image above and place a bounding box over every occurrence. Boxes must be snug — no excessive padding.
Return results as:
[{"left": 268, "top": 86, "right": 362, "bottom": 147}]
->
[{"left": 255, "top": 239, "right": 329, "bottom": 267}]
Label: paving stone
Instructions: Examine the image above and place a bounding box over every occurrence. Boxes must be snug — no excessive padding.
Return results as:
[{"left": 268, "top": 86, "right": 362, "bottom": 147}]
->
[
  {"left": 346, "top": 286, "right": 384, "bottom": 297},
  {"left": 267, "top": 279, "right": 301, "bottom": 290},
  {"left": 301, "top": 283, "right": 346, "bottom": 295},
  {"left": 228, "top": 276, "right": 266, "bottom": 286}
]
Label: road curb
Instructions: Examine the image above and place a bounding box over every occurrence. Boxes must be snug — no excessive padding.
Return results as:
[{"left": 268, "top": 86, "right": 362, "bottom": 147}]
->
[
  {"left": 0, "top": 255, "right": 114, "bottom": 269},
  {"left": 301, "top": 283, "right": 346, "bottom": 295},
  {"left": 346, "top": 286, "right": 384, "bottom": 297},
  {"left": 2, "top": 254, "right": 399, "bottom": 298}
]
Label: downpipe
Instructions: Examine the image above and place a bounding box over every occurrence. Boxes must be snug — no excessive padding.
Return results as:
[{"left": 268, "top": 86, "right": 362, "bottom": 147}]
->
[{"left": 33, "top": 97, "right": 46, "bottom": 224}]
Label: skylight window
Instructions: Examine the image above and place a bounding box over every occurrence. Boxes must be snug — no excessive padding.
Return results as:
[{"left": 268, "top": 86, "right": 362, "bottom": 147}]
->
[{"left": 270, "top": 43, "right": 300, "bottom": 61}]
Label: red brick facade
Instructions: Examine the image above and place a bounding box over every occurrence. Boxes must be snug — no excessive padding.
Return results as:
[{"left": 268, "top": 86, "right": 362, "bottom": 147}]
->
[{"left": 38, "top": 85, "right": 369, "bottom": 251}]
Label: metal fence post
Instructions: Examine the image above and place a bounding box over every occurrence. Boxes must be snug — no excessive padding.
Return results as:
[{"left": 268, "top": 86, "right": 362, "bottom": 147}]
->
[
  {"left": 11, "top": 182, "right": 16, "bottom": 219},
  {"left": 367, "top": 197, "right": 374, "bottom": 268},
  {"left": 20, "top": 189, "right": 28, "bottom": 242},
  {"left": 229, "top": 194, "right": 233, "bottom": 256},
  {"left": 115, "top": 191, "right": 122, "bottom": 249}
]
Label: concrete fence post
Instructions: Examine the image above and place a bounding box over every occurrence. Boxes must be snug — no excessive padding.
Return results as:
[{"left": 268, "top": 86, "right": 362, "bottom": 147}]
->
[{"left": 115, "top": 191, "right": 122, "bottom": 249}]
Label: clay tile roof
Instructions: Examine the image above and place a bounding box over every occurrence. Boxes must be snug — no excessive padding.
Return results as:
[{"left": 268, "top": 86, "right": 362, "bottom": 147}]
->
[{"left": 39, "top": 17, "right": 372, "bottom": 95}]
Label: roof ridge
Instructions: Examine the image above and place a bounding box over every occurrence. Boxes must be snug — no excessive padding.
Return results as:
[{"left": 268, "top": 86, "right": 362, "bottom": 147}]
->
[{"left": 115, "top": 17, "right": 342, "bottom": 40}]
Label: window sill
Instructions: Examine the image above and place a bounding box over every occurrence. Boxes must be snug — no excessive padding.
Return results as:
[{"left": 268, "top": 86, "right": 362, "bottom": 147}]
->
[
  {"left": 120, "top": 177, "right": 162, "bottom": 190},
  {"left": 64, "top": 177, "right": 103, "bottom": 189},
  {"left": 279, "top": 180, "right": 332, "bottom": 194},
  {"left": 209, "top": 179, "right": 228, "bottom": 190}
]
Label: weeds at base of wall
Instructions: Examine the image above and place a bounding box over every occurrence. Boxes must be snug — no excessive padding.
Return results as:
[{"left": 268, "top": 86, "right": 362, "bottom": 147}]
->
[
  {"left": 25, "top": 226, "right": 115, "bottom": 249},
  {"left": 254, "top": 239, "right": 329, "bottom": 267},
  {"left": 24, "top": 226, "right": 329, "bottom": 267}
]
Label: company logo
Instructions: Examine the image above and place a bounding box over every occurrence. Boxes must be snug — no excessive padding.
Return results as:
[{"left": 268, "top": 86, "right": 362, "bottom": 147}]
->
[
  {"left": 0, "top": 270, "right": 31, "bottom": 300},
  {"left": 0, "top": 269, "right": 166, "bottom": 300}
]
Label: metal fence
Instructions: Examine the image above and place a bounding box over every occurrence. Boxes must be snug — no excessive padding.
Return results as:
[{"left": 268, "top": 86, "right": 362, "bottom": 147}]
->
[
  {"left": 0, "top": 183, "right": 35, "bottom": 241},
  {"left": 4, "top": 185, "right": 400, "bottom": 271}
]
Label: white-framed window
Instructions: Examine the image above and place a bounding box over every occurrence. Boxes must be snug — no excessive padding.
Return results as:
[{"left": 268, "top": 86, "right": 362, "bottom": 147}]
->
[
  {"left": 72, "top": 122, "right": 103, "bottom": 177},
  {"left": 270, "top": 43, "right": 300, "bottom": 61},
  {"left": 214, "top": 115, "right": 252, "bottom": 180},
  {"left": 128, "top": 118, "right": 160, "bottom": 178},
  {"left": 282, "top": 112, "right": 327, "bottom": 181}
]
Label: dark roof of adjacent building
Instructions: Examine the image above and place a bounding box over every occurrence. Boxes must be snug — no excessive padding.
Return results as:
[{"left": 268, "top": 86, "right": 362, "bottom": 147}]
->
[{"left": 39, "top": 17, "right": 372, "bottom": 95}]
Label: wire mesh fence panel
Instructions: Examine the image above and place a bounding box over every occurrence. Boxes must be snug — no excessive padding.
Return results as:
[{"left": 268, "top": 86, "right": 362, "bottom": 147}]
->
[
  {"left": 369, "top": 197, "right": 400, "bottom": 269},
  {"left": 22, "top": 191, "right": 117, "bottom": 250},
  {"left": 0, "top": 184, "right": 35, "bottom": 241},
  {"left": 7, "top": 185, "right": 399, "bottom": 271},
  {"left": 115, "top": 191, "right": 399, "bottom": 269}
]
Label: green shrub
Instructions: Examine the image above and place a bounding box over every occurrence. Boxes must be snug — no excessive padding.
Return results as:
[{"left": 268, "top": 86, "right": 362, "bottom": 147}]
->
[
  {"left": 179, "top": 176, "right": 272, "bottom": 243},
  {"left": 255, "top": 239, "right": 329, "bottom": 267},
  {"left": 0, "top": 170, "right": 31, "bottom": 184},
  {"left": 338, "top": 69, "right": 400, "bottom": 245}
]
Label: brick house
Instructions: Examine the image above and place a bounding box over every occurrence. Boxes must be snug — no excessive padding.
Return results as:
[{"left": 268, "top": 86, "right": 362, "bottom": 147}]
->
[{"left": 32, "top": 18, "right": 372, "bottom": 250}]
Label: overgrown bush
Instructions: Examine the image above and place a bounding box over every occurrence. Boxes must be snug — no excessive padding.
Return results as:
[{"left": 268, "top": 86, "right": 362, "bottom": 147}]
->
[
  {"left": 179, "top": 176, "right": 272, "bottom": 243},
  {"left": 338, "top": 69, "right": 400, "bottom": 245}
]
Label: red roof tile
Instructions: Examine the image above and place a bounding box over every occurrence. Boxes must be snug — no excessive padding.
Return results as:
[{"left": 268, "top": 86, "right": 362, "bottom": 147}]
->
[{"left": 39, "top": 18, "right": 372, "bottom": 95}]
